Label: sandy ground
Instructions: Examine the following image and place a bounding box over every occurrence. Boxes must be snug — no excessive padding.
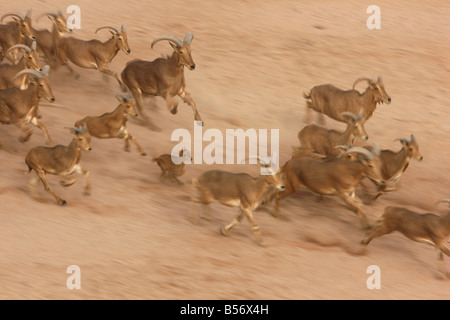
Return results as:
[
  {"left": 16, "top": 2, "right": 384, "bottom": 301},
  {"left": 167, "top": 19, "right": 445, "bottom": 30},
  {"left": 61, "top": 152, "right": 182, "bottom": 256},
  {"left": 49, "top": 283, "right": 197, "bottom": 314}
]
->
[{"left": 0, "top": 0, "right": 449, "bottom": 300}]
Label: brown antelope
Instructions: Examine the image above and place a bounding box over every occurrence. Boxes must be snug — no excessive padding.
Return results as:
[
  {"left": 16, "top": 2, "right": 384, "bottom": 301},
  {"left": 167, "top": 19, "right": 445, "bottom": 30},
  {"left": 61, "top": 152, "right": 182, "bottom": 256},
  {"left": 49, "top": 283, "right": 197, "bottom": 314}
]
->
[
  {"left": 363, "top": 134, "right": 423, "bottom": 200},
  {"left": 153, "top": 149, "right": 191, "bottom": 184},
  {"left": 303, "top": 76, "right": 391, "bottom": 125},
  {"left": 0, "top": 42, "right": 42, "bottom": 89},
  {"left": 54, "top": 24, "right": 130, "bottom": 89},
  {"left": 27, "top": 10, "right": 72, "bottom": 66},
  {"left": 25, "top": 124, "right": 92, "bottom": 206},
  {"left": 298, "top": 109, "right": 368, "bottom": 158},
  {"left": 0, "top": 67, "right": 54, "bottom": 149},
  {"left": 361, "top": 200, "right": 450, "bottom": 278},
  {"left": 121, "top": 32, "right": 202, "bottom": 131},
  {"left": 275, "top": 147, "right": 383, "bottom": 228},
  {"left": 0, "top": 9, "right": 35, "bottom": 63},
  {"left": 74, "top": 95, "right": 146, "bottom": 156},
  {"left": 191, "top": 162, "right": 285, "bottom": 246}
]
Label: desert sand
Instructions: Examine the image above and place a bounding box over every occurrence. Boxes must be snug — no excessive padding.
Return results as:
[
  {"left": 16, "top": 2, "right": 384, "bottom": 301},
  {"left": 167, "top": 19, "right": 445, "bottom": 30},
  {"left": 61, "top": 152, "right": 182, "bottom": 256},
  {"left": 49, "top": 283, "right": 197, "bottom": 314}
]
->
[{"left": 0, "top": 0, "right": 449, "bottom": 299}]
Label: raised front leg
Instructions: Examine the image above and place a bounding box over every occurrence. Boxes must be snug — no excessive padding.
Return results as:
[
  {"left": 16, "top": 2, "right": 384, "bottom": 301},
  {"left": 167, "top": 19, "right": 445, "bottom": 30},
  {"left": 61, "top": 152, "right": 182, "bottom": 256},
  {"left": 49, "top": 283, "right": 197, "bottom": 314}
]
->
[
  {"left": 339, "top": 192, "right": 370, "bottom": 229},
  {"left": 123, "top": 130, "right": 146, "bottom": 156},
  {"left": 74, "top": 165, "right": 91, "bottom": 196},
  {"left": 178, "top": 90, "right": 203, "bottom": 124}
]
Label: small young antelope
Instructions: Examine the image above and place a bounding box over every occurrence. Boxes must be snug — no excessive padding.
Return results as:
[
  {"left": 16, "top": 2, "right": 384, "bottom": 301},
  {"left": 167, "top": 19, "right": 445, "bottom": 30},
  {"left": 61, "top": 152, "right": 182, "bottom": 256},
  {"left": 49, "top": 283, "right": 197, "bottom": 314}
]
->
[
  {"left": 25, "top": 124, "right": 91, "bottom": 205},
  {"left": 153, "top": 149, "right": 191, "bottom": 184},
  {"left": 74, "top": 95, "right": 146, "bottom": 156}
]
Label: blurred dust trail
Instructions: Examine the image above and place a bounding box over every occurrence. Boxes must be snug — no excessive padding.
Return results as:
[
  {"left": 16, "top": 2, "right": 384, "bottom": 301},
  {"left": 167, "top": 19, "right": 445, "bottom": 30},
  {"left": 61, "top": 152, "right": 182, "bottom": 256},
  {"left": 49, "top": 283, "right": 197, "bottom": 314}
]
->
[{"left": 303, "top": 232, "right": 367, "bottom": 256}]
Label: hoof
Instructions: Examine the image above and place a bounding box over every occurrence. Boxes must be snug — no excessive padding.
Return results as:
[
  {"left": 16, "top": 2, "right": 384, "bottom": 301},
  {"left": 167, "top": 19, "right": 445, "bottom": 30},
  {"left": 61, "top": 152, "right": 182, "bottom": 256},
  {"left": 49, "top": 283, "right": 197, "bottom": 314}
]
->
[
  {"left": 58, "top": 200, "right": 67, "bottom": 206},
  {"left": 220, "top": 226, "right": 229, "bottom": 237},
  {"left": 170, "top": 107, "right": 178, "bottom": 115},
  {"left": 141, "top": 152, "right": 147, "bottom": 156}
]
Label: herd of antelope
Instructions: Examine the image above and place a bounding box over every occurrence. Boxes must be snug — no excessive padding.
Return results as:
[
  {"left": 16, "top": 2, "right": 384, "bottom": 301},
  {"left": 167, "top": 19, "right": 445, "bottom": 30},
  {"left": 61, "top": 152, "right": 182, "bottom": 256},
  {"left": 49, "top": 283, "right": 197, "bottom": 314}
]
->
[{"left": 0, "top": 9, "right": 448, "bottom": 278}]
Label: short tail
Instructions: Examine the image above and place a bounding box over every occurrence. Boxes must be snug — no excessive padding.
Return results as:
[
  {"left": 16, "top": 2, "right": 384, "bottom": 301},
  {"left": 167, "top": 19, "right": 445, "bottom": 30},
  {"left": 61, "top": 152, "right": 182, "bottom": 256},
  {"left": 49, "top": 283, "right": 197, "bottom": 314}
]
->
[{"left": 302, "top": 91, "right": 311, "bottom": 100}]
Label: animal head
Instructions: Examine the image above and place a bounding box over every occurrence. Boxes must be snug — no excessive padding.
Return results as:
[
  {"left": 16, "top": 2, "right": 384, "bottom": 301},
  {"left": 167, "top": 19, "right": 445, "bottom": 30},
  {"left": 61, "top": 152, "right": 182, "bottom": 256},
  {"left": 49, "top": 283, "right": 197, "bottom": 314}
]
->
[
  {"left": 38, "top": 10, "right": 73, "bottom": 33},
  {"left": 6, "top": 42, "right": 41, "bottom": 71},
  {"left": 116, "top": 94, "right": 138, "bottom": 117},
  {"left": 343, "top": 146, "right": 384, "bottom": 184},
  {"left": 340, "top": 109, "right": 369, "bottom": 141},
  {"left": 151, "top": 32, "right": 196, "bottom": 70},
  {"left": 69, "top": 123, "right": 92, "bottom": 151},
  {"left": 14, "top": 66, "right": 55, "bottom": 102},
  {"left": 396, "top": 134, "right": 423, "bottom": 161},
  {"left": 95, "top": 24, "right": 131, "bottom": 54},
  {"left": 353, "top": 76, "right": 391, "bottom": 105}
]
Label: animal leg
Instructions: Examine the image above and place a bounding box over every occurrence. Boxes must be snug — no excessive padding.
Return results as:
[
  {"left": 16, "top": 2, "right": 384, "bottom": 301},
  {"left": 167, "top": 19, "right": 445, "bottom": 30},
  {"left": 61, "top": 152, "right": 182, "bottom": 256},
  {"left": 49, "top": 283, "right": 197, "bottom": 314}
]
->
[
  {"left": 59, "top": 174, "right": 76, "bottom": 187},
  {"left": 75, "top": 166, "right": 90, "bottom": 196},
  {"left": 221, "top": 210, "right": 245, "bottom": 236},
  {"left": 18, "top": 122, "right": 33, "bottom": 143},
  {"left": 164, "top": 94, "right": 179, "bottom": 115},
  {"left": 131, "top": 88, "right": 161, "bottom": 131},
  {"left": 36, "top": 170, "right": 66, "bottom": 205},
  {"left": 124, "top": 132, "right": 146, "bottom": 156},
  {"left": 99, "top": 67, "right": 126, "bottom": 91},
  {"left": 361, "top": 220, "right": 392, "bottom": 245},
  {"left": 31, "top": 117, "right": 53, "bottom": 146},
  {"left": 242, "top": 208, "right": 266, "bottom": 247},
  {"left": 339, "top": 193, "right": 370, "bottom": 229},
  {"left": 178, "top": 90, "right": 203, "bottom": 124}
]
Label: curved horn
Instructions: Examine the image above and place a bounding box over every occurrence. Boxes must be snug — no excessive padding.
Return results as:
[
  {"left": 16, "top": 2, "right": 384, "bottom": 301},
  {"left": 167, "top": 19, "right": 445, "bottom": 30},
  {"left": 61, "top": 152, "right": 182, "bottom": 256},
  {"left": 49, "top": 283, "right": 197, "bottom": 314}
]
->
[
  {"left": 6, "top": 44, "right": 31, "bottom": 55},
  {"left": 13, "top": 69, "right": 43, "bottom": 81},
  {"left": 353, "top": 77, "right": 373, "bottom": 90},
  {"left": 95, "top": 26, "right": 120, "bottom": 35},
  {"left": 1, "top": 13, "right": 24, "bottom": 23},
  {"left": 340, "top": 111, "right": 358, "bottom": 121},
  {"left": 370, "top": 143, "right": 380, "bottom": 157},
  {"left": 395, "top": 138, "right": 409, "bottom": 145},
  {"left": 36, "top": 12, "right": 57, "bottom": 23},
  {"left": 343, "top": 147, "right": 375, "bottom": 160},
  {"left": 41, "top": 65, "right": 50, "bottom": 77},
  {"left": 151, "top": 35, "right": 183, "bottom": 49},
  {"left": 183, "top": 32, "right": 194, "bottom": 44},
  {"left": 435, "top": 199, "right": 450, "bottom": 208}
]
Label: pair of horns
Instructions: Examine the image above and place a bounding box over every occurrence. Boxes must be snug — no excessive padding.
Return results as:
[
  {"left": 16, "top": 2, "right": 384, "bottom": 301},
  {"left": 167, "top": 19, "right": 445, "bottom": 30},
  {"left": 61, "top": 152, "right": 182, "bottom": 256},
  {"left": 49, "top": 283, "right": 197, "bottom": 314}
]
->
[
  {"left": 13, "top": 65, "right": 50, "bottom": 81},
  {"left": 95, "top": 24, "right": 127, "bottom": 35},
  {"left": 340, "top": 109, "right": 363, "bottom": 121},
  {"left": 68, "top": 122, "right": 88, "bottom": 135},
  {"left": 395, "top": 134, "right": 416, "bottom": 145},
  {"left": 6, "top": 42, "right": 36, "bottom": 55},
  {"left": 337, "top": 145, "right": 378, "bottom": 160},
  {"left": 352, "top": 76, "right": 383, "bottom": 90},
  {"left": 151, "top": 32, "right": 194, "bottom": 49},
  {"left": 36, "top": 10, "right": 64, "bottom": 22},
  {"left": 1, "top": 8, "right": 32, "bottom": 22}
]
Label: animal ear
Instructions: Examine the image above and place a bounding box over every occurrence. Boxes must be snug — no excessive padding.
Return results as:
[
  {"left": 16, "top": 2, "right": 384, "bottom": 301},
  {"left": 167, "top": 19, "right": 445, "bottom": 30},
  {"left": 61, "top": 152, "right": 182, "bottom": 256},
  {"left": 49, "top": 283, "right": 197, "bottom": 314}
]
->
[
  {"left": 115, "top": 95, "right": 127, "bottom": 103},
  {"left": 67, "top": 126, "right": 81, "bottom": 135}
]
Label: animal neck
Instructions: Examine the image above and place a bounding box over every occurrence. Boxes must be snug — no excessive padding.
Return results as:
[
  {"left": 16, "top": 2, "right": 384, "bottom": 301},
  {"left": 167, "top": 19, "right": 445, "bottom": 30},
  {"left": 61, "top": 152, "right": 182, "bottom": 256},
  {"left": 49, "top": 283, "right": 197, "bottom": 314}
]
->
[
  {"left": 67, "top": 138, "right": 83, "bottom": 164},
  {"left": 338, "top": 123, "right": 355, "bottom": 146},
  {"left": 391, "top": 146, "right": 410, "bottom": 174},
  {"left": 360, "top": 87, "right": 377, "bottom": 118},
  {"left": 169, "top": 51, "right": 184, "bottom": 70},
  {"left": 24, "top": 83, "right": 40, "bottom": 106},
  {"left": 110, "top": 104, "right": 128, "bottom": 123},
  {"left": 101, "top": 37, "right": 120, "bottom": 61}
]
